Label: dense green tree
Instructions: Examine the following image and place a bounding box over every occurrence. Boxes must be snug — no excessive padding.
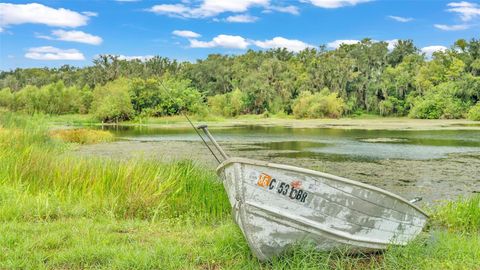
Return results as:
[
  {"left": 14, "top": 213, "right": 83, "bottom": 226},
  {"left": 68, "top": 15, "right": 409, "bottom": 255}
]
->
[
  {"left": 151, "top": 76, "right": 204, "bottom": 116},
  {"left": 182, "top": 54, "right": 234, "bottom": 96},
  {"left": 129, "top": 76, "right": 204, "bottom": 116},
  {"left": 1, "top": 38, "right": 480, "bottom": 120},
  {"left": 388, "top": 39, "right": 418, "bottom": 67},
  {"left": 91, "top": 78, "right": 134, "bottom": 122}
]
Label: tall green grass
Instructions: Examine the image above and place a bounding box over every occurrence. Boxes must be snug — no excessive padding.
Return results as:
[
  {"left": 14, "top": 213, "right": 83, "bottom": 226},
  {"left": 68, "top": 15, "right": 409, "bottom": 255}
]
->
[
  {"left": 2, "top": 218, "right": 478, "bottom": 269},
  {"left": 0, "top": 113, "right": 230, "bottom": 223},
  {"left": 433, "top": 195, "right": 480, "bottom": 233}
]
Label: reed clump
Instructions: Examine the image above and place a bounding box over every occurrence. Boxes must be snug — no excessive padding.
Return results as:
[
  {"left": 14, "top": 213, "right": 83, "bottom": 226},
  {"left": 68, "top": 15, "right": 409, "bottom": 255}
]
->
[{"left": 50, "top": 128, "right": 115, "bottom": 144}]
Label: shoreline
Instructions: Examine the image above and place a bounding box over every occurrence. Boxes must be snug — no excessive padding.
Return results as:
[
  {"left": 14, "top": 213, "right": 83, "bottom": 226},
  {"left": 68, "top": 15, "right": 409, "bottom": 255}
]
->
[
  {"left": 51, "top": 114, "right": 480, "bottom": 131},
  {"left": 132, "top": 118, "right": 480, "bottom": 131}
]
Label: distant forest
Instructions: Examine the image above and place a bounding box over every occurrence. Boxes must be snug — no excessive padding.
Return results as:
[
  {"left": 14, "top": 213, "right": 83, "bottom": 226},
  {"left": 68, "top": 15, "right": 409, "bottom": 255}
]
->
[{"left": 1, "top": 38, "right": 479, "bottom": 121}]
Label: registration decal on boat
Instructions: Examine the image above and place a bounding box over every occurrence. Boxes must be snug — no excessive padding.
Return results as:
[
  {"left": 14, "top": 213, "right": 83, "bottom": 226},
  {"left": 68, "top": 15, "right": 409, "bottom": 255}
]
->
[
  {"left": 257, "top": 173, "right": 308, "bottom": 203},
  {"left": 257, "top": 173, "right": 273, "bottom": 187}
]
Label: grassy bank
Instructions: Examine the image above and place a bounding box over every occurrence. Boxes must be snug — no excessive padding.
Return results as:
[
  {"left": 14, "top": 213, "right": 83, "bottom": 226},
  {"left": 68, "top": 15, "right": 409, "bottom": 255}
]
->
[
  {"left": 0, "top": 113, "right": 479, "bottom": 269},
  {"left": 2, "top": 219, "right": 478, "bottom": 269}
]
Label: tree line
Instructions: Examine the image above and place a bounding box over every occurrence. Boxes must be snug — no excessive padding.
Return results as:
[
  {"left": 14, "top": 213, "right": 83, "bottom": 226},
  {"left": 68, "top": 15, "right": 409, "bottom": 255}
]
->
[{"left": 1, "top": 38, "right": 479, "bottom": 121}]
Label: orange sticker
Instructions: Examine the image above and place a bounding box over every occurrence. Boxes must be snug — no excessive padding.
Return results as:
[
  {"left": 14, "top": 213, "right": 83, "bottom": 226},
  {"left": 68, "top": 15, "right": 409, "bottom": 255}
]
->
[
  {"left": 257, "top": 173, "right": 272, "bottom": 187},
  {"left": 291, "top": 180, "right": 302, "bottom": 189}
]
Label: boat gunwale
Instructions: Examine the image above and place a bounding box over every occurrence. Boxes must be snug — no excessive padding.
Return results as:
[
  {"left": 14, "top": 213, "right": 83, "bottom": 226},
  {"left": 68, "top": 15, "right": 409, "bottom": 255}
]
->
[{"left": 216, "top": 157, "right": 429, "bottom": 217}]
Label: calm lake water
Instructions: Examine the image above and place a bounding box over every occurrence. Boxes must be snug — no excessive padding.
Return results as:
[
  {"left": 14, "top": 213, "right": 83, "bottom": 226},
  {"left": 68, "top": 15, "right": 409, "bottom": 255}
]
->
[
  {"left": 100, "top": 125, "right": 480, "bottom": 161},
  {"left": 81, "top": 125, "right": 480, "bottom": 202}
]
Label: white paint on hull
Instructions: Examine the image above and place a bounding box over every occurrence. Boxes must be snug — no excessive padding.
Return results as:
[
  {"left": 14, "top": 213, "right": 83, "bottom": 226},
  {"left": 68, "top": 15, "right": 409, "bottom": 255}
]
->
[{"left": 217, "top": 157, "right": 428, "bottom": 261}]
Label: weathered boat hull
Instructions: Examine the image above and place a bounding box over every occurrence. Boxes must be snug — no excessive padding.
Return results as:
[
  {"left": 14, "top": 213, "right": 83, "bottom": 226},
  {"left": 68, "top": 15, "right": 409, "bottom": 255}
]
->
[{"left": 217, "top": 157, "right": 428, "bottom": 261}]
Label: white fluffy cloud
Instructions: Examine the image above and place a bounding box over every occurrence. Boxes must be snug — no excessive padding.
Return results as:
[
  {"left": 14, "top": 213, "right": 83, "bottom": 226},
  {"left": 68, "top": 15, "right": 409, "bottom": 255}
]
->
[
  {"left": 388, "top": 15, "right": 413, "bottom": 22},
  {"left": 434, "top": 24, "right": 470, "bottom": 31},
  {"left": 225, "top": 14, "right": 258, "bottom": 23},
  {"left": 200, "top": 0, "right": 269, "bottom": 15},
  {"left": 421, "top": 45, "right": 448, "bottom": 57},
  {"left": 172, "top": 30, "right": 201, "bottom": 38},
  {"left": 327, "top": 39, "right": 360, "bottom": 48},
  {"left": 38, "top": 30, "right": 103, "bottom": 45},
  {"left": 189, "top": 35, "right": 250, "bottom": 49},
  {"left": 386, "top": 39, "right": 399, "bottom": 50},
  {"left": 184, "top": 33, "right": 314, "bottom": 52},
  {"left": 302, "top": 0, "right": 371, "bottom": 9},
  {"left": 148, "top": 4, "right": 190, "bottom": 17},
  {"left": 118, "top": 55, "right": 154, "bottom": 61},
  {"left": 148, "top": 0, "right": 269, "bottom": 18},
  {"left": 82, "top": 11, "right": 98, "bottom": 17},
  {"left": 0, "top": 3, "right": 89, "bottom": 30},
  {"left": 25, "top": 46, "right": 85, "bottom": 60},
  {"left": 447, "top": 1, "right": 480, "bottom": 21},
  {"left": 264, "top": 5, "right": 300, "bottom": 15},
  {"left": 254, "top": 37, "right": 314, "bottom": 52},
  {"left": 433, "top": 2, "right": 477, "bottom": 32},
  {"left": 327, "top": 39, "right": 399, "bottom": 50}
]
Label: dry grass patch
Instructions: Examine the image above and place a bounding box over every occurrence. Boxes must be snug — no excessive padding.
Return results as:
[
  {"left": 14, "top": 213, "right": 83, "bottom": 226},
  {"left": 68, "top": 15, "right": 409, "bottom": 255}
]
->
[
  {"left": 0, "top": 127, "right": 22, "bottom": 138},
  {"left": 50, "top": 128, "right": 114, "bottom": 144}
]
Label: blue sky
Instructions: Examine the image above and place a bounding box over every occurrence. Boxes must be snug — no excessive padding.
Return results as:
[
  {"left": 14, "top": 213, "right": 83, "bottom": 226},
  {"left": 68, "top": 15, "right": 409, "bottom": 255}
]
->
[{"left": 0, "top": 0, "right": 479, "bottom": 70}]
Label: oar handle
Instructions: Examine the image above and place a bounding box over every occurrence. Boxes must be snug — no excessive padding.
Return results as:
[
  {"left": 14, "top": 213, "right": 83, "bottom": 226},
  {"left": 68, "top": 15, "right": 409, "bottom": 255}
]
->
[{"left": 197, "top": 125, "right": 229, "bottom": 161}]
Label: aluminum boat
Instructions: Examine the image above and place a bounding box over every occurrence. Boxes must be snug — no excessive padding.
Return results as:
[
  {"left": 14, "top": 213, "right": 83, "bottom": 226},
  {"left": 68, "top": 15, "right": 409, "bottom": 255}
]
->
[{"left": 197, "top": 125, "right": 428, "bottom": 261}]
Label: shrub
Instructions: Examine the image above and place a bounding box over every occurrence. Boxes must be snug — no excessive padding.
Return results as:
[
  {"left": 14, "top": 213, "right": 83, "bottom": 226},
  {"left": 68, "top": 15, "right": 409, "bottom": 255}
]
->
[
  {"left": 409, "top": 97, "right": 443, "bottom": 119},
  {"left": 208, "top": 94, "right": 228, "bottom": 116},
  {"left": 378, "top": 96, "right": 406, "bottom": 116},
  {"left": 0, "top": 88, "right": 13, "bottom": 109},
  {"left": 55, "top": 85, "right": 83, "bottom": 114},
  {"left": 208, "top": 88, "right": 246, "bottom": 117},
  {"left": 129, "top": 77, "right": 204, "bottom": 116},
  {"left": 292, "top": 89, "right": 345, "bottom": 119},
  {"left": 79, "top": 86, "right": 93, "bottom": 114},
  {"left": 467, "top": 103, "right": 480, "bottom": 121},
  {"left": 91, "top": 78, "right": 134, "bottom": 122},
  {"left": 157, "top": 77, "right": 204, "bottom": 116},
  {"left": 229, "top": 88, "right": 246, "bottom": 116},
  {"left": 378, "top": 99, "right": 394, "bottom": 116},
  {"left": 12, "top": 85, "right": 39, "bottom": 113},
  {"left": 409, "top": 82, "right": 469, "bottom": 119},
  {"left": 2, "top": 82, "right": 87, "bottom": 115}
]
